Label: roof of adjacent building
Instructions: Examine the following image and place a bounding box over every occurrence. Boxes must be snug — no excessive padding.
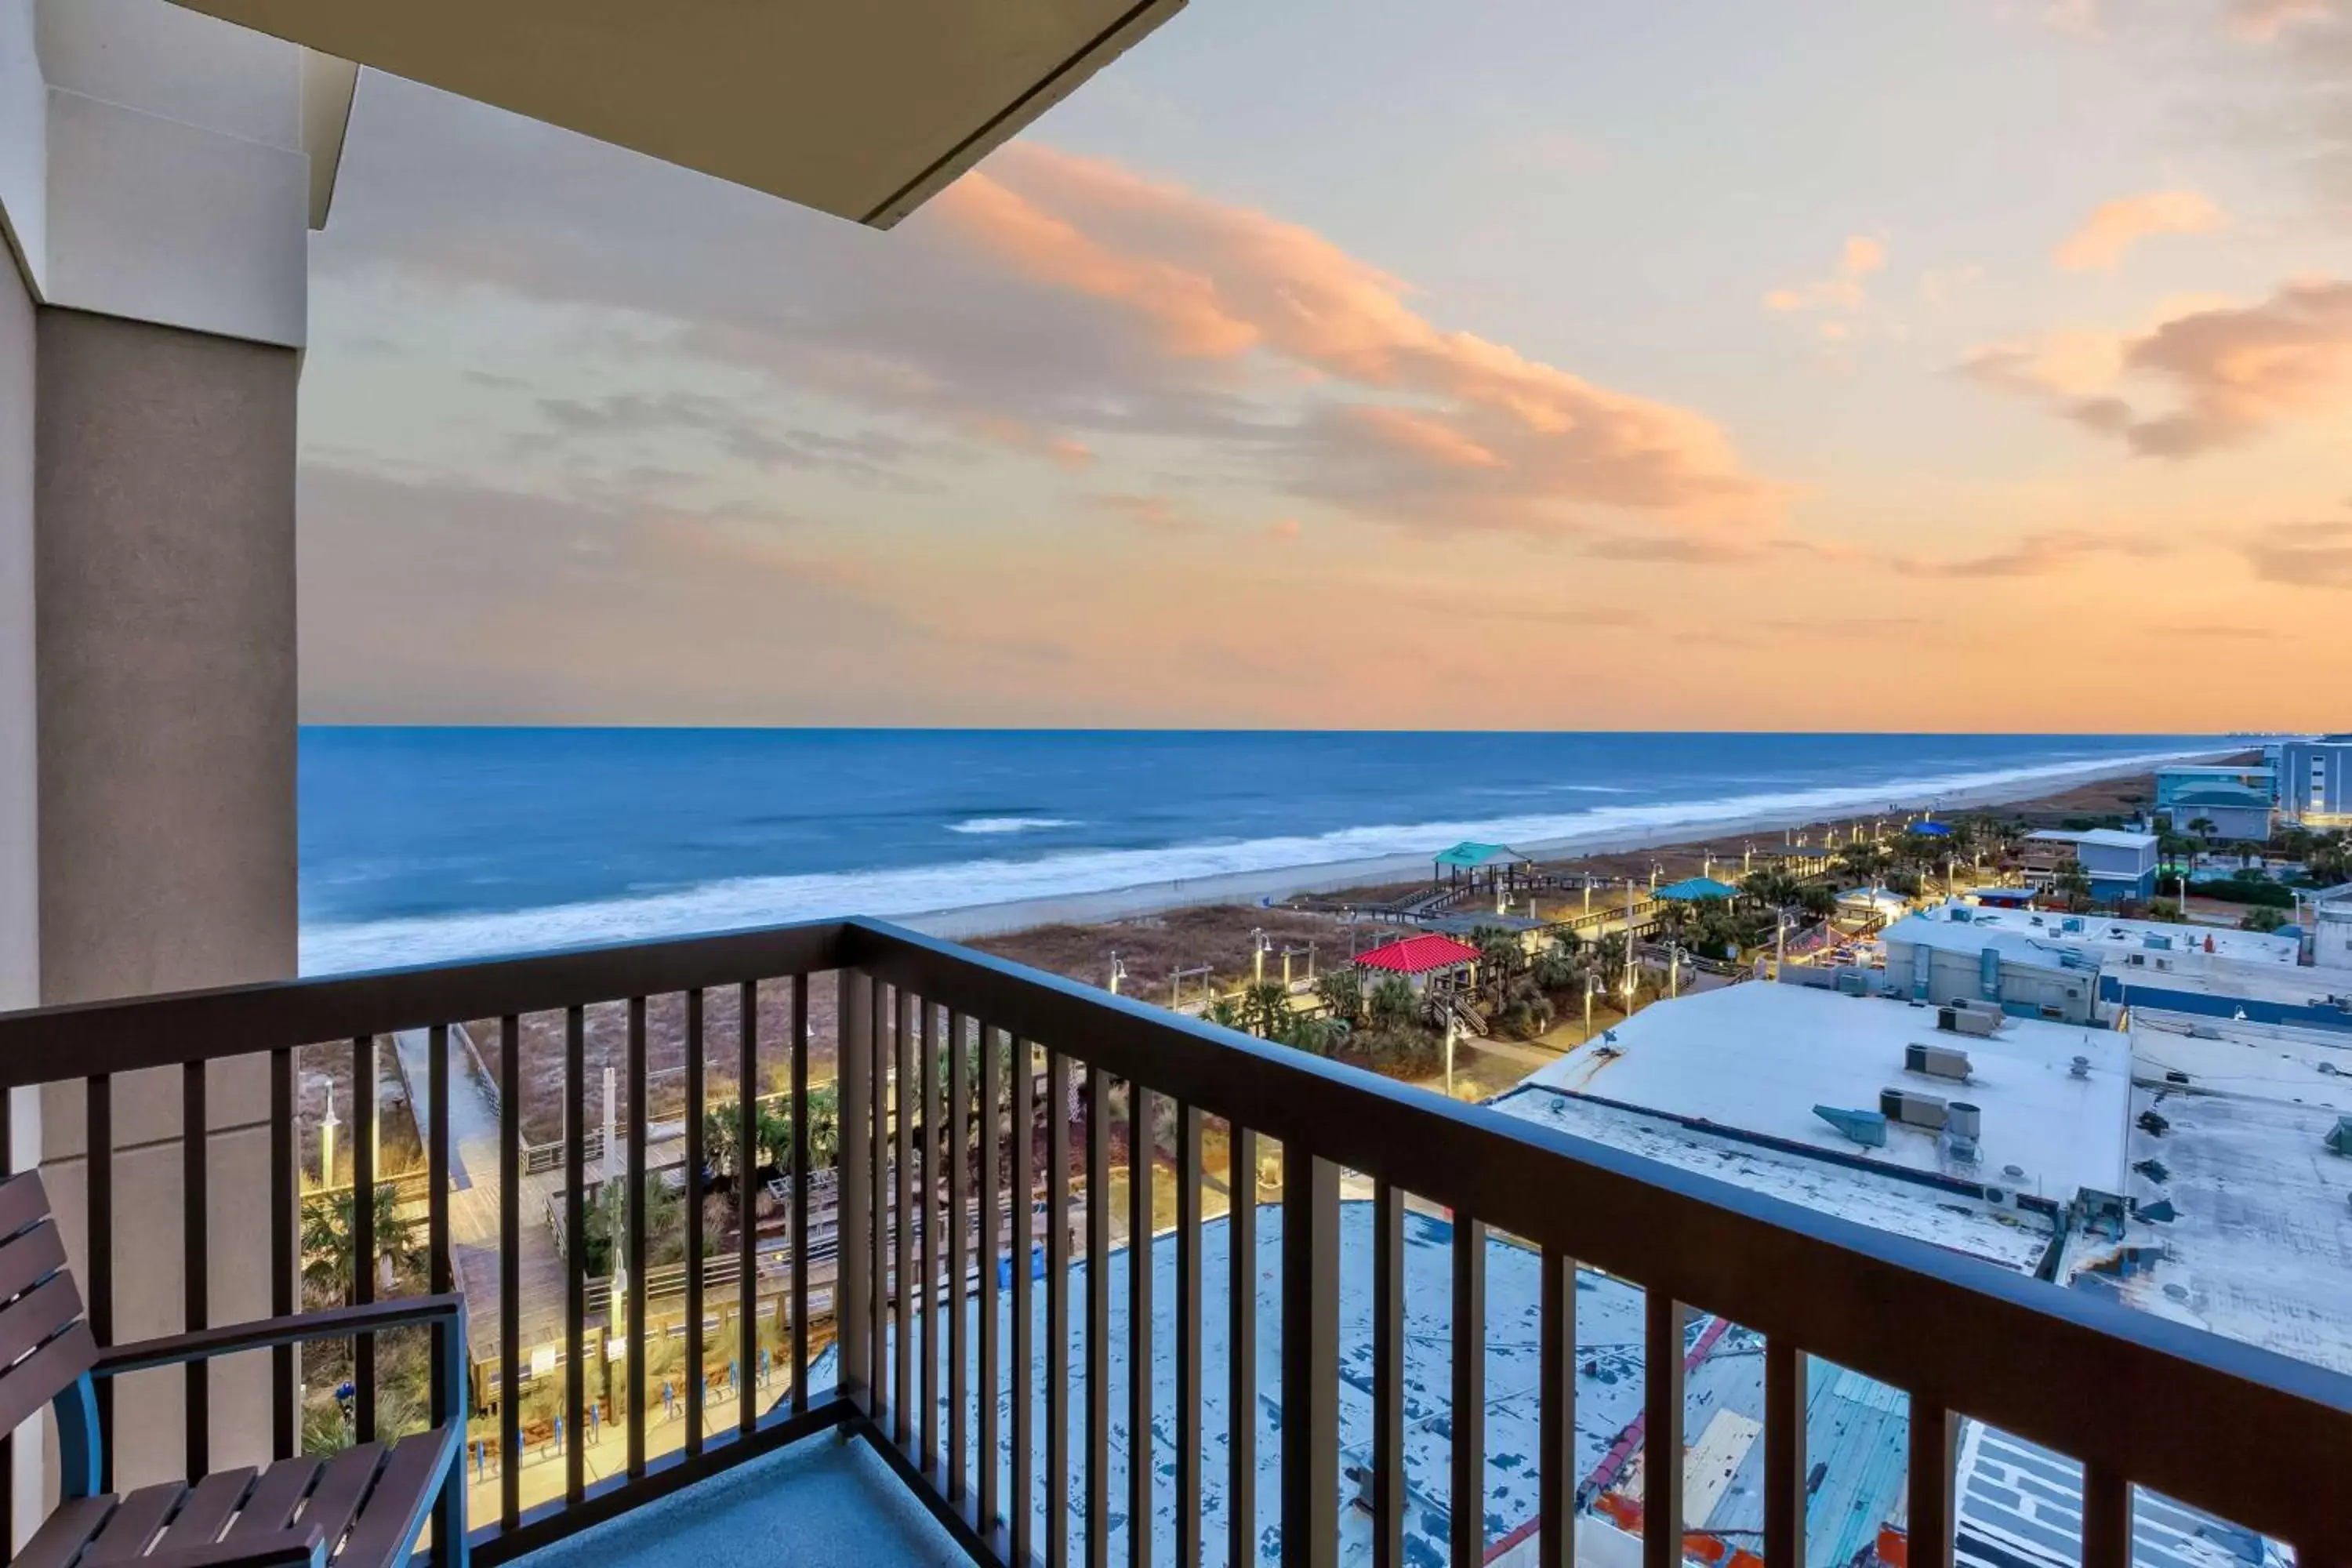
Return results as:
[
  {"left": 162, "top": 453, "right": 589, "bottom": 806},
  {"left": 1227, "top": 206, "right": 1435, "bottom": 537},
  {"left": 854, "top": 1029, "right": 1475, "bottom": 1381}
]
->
[
  {"left": 1354, "top": 933, "right": 1481, "bottom": 975},
  {"left": 2063, "top": 1018, "right": 2352, "bottom": 1377},
  {"left": 1889, "top": 903, "right": 2302, "bottom": 969},
  {"left": 1512, "top": 982, "right": 2132, "bottom": 1199},
  {"left": 2026, "top": 828, "right": 2158, "bottom": 851},
  {"left": 1488, "top": 1085, "right": 2053, "bottom": 1272},
  {"left": 1432, "top": 840, "right": 1532, "bottom": 869},
  {"left": 1656, "top": 876, "right": 1740, "bottom": 902},
  {"left": 2158, "top": 764, "right": 2275, "bottom": 781}
]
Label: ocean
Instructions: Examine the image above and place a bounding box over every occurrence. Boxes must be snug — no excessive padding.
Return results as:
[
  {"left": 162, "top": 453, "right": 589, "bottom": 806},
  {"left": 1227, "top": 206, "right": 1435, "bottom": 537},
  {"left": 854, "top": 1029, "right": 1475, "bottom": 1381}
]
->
[{"left": 298, "top": 729, "right": 2216, "bottom": 974}]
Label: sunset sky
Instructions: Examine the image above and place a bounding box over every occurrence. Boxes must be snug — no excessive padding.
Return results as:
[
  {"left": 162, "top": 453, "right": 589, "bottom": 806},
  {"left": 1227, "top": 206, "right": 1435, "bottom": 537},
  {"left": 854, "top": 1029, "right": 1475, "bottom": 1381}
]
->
[{"left": 299, "top": 0, "right": 2352, "bottom": 732}]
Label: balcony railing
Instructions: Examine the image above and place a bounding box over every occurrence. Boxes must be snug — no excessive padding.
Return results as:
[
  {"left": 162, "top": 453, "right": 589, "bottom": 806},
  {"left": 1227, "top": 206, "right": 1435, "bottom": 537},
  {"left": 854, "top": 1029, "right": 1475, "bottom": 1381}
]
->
[{"left": 1, "top": 917, "right": 2348, "bottom": 1568}]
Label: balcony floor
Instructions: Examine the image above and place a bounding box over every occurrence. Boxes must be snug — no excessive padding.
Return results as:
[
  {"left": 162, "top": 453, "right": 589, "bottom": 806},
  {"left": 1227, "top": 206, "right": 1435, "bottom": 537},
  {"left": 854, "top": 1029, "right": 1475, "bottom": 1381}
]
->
[{"left": 509, "top": 1430, "right": 966, "bottom": 1568}]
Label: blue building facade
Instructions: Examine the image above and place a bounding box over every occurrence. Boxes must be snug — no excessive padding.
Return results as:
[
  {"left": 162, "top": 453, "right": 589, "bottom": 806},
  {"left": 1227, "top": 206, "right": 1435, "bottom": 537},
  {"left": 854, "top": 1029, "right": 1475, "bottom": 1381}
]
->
[{"left": 2279, "top": 739, "right": 2352, "bottom": 822}]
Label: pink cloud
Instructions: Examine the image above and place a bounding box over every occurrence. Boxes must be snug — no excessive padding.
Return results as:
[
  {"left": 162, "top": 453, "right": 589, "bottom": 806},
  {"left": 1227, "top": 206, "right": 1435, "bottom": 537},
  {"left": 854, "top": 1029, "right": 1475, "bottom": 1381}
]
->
[
  {"left": 1887, "top": 528, "right": 2169, "bottom": 579},
  {"left": 2227, "top": 0, "right": 2333, "bottom": 38},
  {"left": 2053, "top": 190, "right": 2226, "bottom": 273},
  {"left": 935, "top": 145, "right": 1773, "bottom": 539},
  {"left": 1762, "top": 234, "right": 1888, "bottom": 315},
  {"left": 1960, "top": 278, "right": 2352, "bottom": 456}
]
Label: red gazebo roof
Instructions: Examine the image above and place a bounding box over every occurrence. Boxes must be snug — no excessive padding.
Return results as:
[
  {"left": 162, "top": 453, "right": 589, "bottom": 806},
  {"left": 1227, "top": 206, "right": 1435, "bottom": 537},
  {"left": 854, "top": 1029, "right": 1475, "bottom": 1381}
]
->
[{"left": 1354, "top": 933, "right": 1482, "bottom": 975}]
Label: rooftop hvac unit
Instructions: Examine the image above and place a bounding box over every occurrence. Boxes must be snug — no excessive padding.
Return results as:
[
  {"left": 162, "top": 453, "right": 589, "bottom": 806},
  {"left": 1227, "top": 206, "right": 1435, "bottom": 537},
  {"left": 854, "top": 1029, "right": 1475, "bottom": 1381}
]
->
[
  {"left": 1906, "top": 1041, "right": 1973, "bottom": 1080},
  {"left": 1951, "top": 1009, "right": 2001, "bottom": 1037},
  {"left": 2325, "top": 1116, "right": 2352, "bottom": 1158},
  {"left": 1947, "top": 1101, "right": 1982, "bottom": 1139},
  {"left": 1879, "top": 1087, "right": 1949, "bottom": 1129}
]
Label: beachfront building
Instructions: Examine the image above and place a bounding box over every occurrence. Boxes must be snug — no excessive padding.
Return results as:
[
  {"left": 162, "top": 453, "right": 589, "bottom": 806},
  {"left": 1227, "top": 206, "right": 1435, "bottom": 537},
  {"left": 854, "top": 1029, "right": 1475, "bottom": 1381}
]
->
[
  {"left": 2155, "top": 764, "right": 2276, "bottom": 812},
  {"left": 1508, "top": 980, "right": 2129, "bottom": 1199},
  {"left": 2159, "top": 783, "right": 2273, "bottom": 843},
  {"left": 1882, "top": 906, "right": 2103, "bottom": 1024},
  {"left": 2020, "top": 828, "right": 2159, "bottom": 905},
  {"left": 2278, "top": 737, "right": 2352, "bottom": 826}
]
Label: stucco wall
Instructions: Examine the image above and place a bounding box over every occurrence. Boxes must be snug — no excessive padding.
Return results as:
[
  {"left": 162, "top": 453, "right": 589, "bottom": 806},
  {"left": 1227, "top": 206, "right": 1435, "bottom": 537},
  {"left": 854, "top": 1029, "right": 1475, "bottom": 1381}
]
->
[{"left": 32, "top": 304, "right": 297, "bottom": 1488}]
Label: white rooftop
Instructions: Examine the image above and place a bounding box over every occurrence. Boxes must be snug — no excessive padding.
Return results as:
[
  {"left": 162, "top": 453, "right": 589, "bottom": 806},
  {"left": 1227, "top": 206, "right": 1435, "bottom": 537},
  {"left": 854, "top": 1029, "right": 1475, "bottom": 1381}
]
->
[
  {"left": 2129, "top": 1011, "right": 2352, "bottom": 1115},
  {"left": 1890, "top": 904, "right": 2301, "bottom": 969},
  {"left": 1489, "top": 1085, "right": 2053, "bottom": 1273},
  {"left": 2025, "top": 828, "right": 2158, "bottom": 851},
  {"left": 1514, "top": 982, "right": 2132, "bottom": 1201},
  {"left": 2072, "top": 1081, "right": 2352, "bottom": 1378}
]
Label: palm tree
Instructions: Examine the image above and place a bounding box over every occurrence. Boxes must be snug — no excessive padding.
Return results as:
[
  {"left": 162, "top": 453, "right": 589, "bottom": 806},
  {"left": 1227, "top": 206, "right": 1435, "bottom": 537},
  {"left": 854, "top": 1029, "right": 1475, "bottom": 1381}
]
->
[
  {"left": 1243, "top": 981, "right": 1290, "bottom": 1039},
  {"left": 1468, "top": 924, "right": 1523, "bottom": 1001},
  {"left": 1315, "top": 967, "right": 1365, "bottom": 1025},
  {"left": 2187, "top": 816, "right": 2217, "bottom": 840},
  {"left": 1367, "top": 975, "right": 1417, "bottom": 1029},
  {"left": 301, "top": 1184, "right": 424, "bottom": 1306}
]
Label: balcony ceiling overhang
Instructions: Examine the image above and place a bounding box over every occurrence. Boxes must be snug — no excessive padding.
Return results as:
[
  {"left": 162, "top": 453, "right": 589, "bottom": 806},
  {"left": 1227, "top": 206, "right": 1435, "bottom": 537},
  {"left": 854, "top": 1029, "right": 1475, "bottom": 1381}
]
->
[{"left": 165, "top": 0, "right": 1185, "bottom": 228}]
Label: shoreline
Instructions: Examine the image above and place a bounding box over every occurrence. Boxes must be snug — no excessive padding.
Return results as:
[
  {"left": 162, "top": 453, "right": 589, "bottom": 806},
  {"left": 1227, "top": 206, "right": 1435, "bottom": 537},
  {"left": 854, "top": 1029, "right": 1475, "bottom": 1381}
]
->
[{"left": 907, "top": 747, "right": 2230, "bottom": 941}]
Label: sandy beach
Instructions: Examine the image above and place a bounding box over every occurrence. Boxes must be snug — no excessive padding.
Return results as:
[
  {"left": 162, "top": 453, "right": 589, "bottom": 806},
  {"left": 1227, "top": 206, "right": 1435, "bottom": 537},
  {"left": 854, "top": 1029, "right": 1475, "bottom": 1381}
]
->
[{"left": 911, "top": 746, "right": 2230, "bottom": 942}]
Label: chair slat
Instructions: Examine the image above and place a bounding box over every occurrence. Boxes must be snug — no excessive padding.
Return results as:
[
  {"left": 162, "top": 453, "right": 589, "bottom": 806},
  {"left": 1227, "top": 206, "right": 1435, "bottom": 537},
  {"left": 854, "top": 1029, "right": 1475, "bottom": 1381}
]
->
[
  {"left": 293, "top": 1442, "right": 387, "bottom": 1554},
  {"left": 0, "top": 1319, "right": 96, "bottom": 1437},
  {"left": 13, "top": 1494, "right": 114, "bottom": 1568},
  {"left": 153, "top": 1468, "right": 258, "bottom": 1552},
  {"left": 0, "top": 1171, "right": 53, "bottom": 1247},
  {"left": 0, "top": 1269, "right": 82, "bottom": 1367},
  {"left": 84, "top": 1482, "right": 189, "bottom": 1564},
  {"left": 15, "top": 1495, "right": 115, "bottom": 1568},
  {"left": 230, "top": 1457, "right": 324, "bottom": 1537},
  {"left": 333, "top": 1429, "right": 458, "bottom": 1568},
  {"left": 0, "top": 1211, "right": 67, "bottom": 1304}
]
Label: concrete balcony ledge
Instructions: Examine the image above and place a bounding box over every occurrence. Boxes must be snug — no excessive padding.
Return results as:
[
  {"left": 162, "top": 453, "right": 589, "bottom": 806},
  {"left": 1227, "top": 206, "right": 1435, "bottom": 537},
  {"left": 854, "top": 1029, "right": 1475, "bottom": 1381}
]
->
[{"left": 510, "top": 1432, "right": 965, "bottom": 1568}]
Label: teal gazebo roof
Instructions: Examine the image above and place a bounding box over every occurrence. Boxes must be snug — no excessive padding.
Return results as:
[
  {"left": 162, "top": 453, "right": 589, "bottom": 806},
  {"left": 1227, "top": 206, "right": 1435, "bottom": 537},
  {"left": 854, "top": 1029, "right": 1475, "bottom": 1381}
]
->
[
  {"left": 1433, "top": 840, "right": 1532, "bottom": 870},
  {"left": 1656, "top": 876, "right": 1740, "bottom": 902}
]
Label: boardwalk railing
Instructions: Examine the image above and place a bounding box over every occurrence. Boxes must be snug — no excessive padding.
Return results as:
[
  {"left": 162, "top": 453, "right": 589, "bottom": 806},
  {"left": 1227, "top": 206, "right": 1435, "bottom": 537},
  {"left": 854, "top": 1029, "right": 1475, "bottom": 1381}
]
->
[{"left": 0, "top": 917, "right": 2347, "bottom": 1568}]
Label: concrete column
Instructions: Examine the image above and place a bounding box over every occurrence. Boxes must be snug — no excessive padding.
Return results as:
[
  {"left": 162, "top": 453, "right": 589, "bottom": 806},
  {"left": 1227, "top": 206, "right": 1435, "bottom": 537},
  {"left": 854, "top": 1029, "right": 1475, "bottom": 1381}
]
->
[{"left": 32, "top": 305, "right": 298, "bottom": 1492}]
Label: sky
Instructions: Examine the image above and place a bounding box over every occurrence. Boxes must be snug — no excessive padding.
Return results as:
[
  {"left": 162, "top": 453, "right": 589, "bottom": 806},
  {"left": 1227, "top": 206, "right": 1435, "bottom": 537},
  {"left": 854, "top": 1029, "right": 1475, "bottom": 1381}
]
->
[{"left": 300, "top": 0, "right": 2352, "bottom": 732}]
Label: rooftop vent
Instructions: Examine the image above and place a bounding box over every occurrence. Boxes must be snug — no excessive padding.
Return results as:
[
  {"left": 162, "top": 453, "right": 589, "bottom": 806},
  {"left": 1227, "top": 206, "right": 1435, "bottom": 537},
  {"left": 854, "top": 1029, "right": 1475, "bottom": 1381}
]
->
[
  {"left": 2070, "top": 1054, "right": 2092, "bottom": 1080},
  {"left": 1907, "top": 1041, "right": 1973, "bottom": 1080},
  {"left": 1814, "top": 1105, "right": 1889, "bottom": 1148},
  {"left": 2326, "top": 1116, "right": 2352, "bottom": 1158}
]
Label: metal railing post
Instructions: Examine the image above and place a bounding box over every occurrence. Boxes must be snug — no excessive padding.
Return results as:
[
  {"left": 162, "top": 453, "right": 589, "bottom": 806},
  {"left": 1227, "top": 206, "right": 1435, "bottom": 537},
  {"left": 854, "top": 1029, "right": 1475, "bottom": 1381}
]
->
[{"left": 838, "top": 971, "right": 873, "bottom": 1410}]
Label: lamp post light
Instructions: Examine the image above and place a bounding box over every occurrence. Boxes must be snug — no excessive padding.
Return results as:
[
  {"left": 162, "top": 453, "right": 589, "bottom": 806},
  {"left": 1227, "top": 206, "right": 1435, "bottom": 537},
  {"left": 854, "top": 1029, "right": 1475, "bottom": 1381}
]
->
[
  {"left": 319, "top": 1085, "right": 339, "bottom": 1189},
  {"left": 1250, "top": 928, "right": 1268, "bottom": 987},
  {"left": 1109, "top": 951, "right": 1126, "bottom": 996}
]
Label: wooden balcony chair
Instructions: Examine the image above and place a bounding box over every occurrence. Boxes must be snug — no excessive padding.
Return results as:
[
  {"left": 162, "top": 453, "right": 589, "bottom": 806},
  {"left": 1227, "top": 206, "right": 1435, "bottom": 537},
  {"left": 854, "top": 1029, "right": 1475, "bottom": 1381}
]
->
[{"left": 0, "top": 1171, "right": 468, "bottom": 1568}]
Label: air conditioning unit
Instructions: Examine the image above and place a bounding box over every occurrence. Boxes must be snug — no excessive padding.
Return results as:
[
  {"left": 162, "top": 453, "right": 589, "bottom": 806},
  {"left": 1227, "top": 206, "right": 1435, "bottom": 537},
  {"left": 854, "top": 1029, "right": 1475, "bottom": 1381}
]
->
[
  {"left": 1879, "top": 1087, "right": 1949, "bottom": 1129},
  {"left": 1906, "top": 1041, "right": 1973, "bottom": 1080},
  {"left": 1951, "top": 1010, "right": 2000, "bottom": 1037}
]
